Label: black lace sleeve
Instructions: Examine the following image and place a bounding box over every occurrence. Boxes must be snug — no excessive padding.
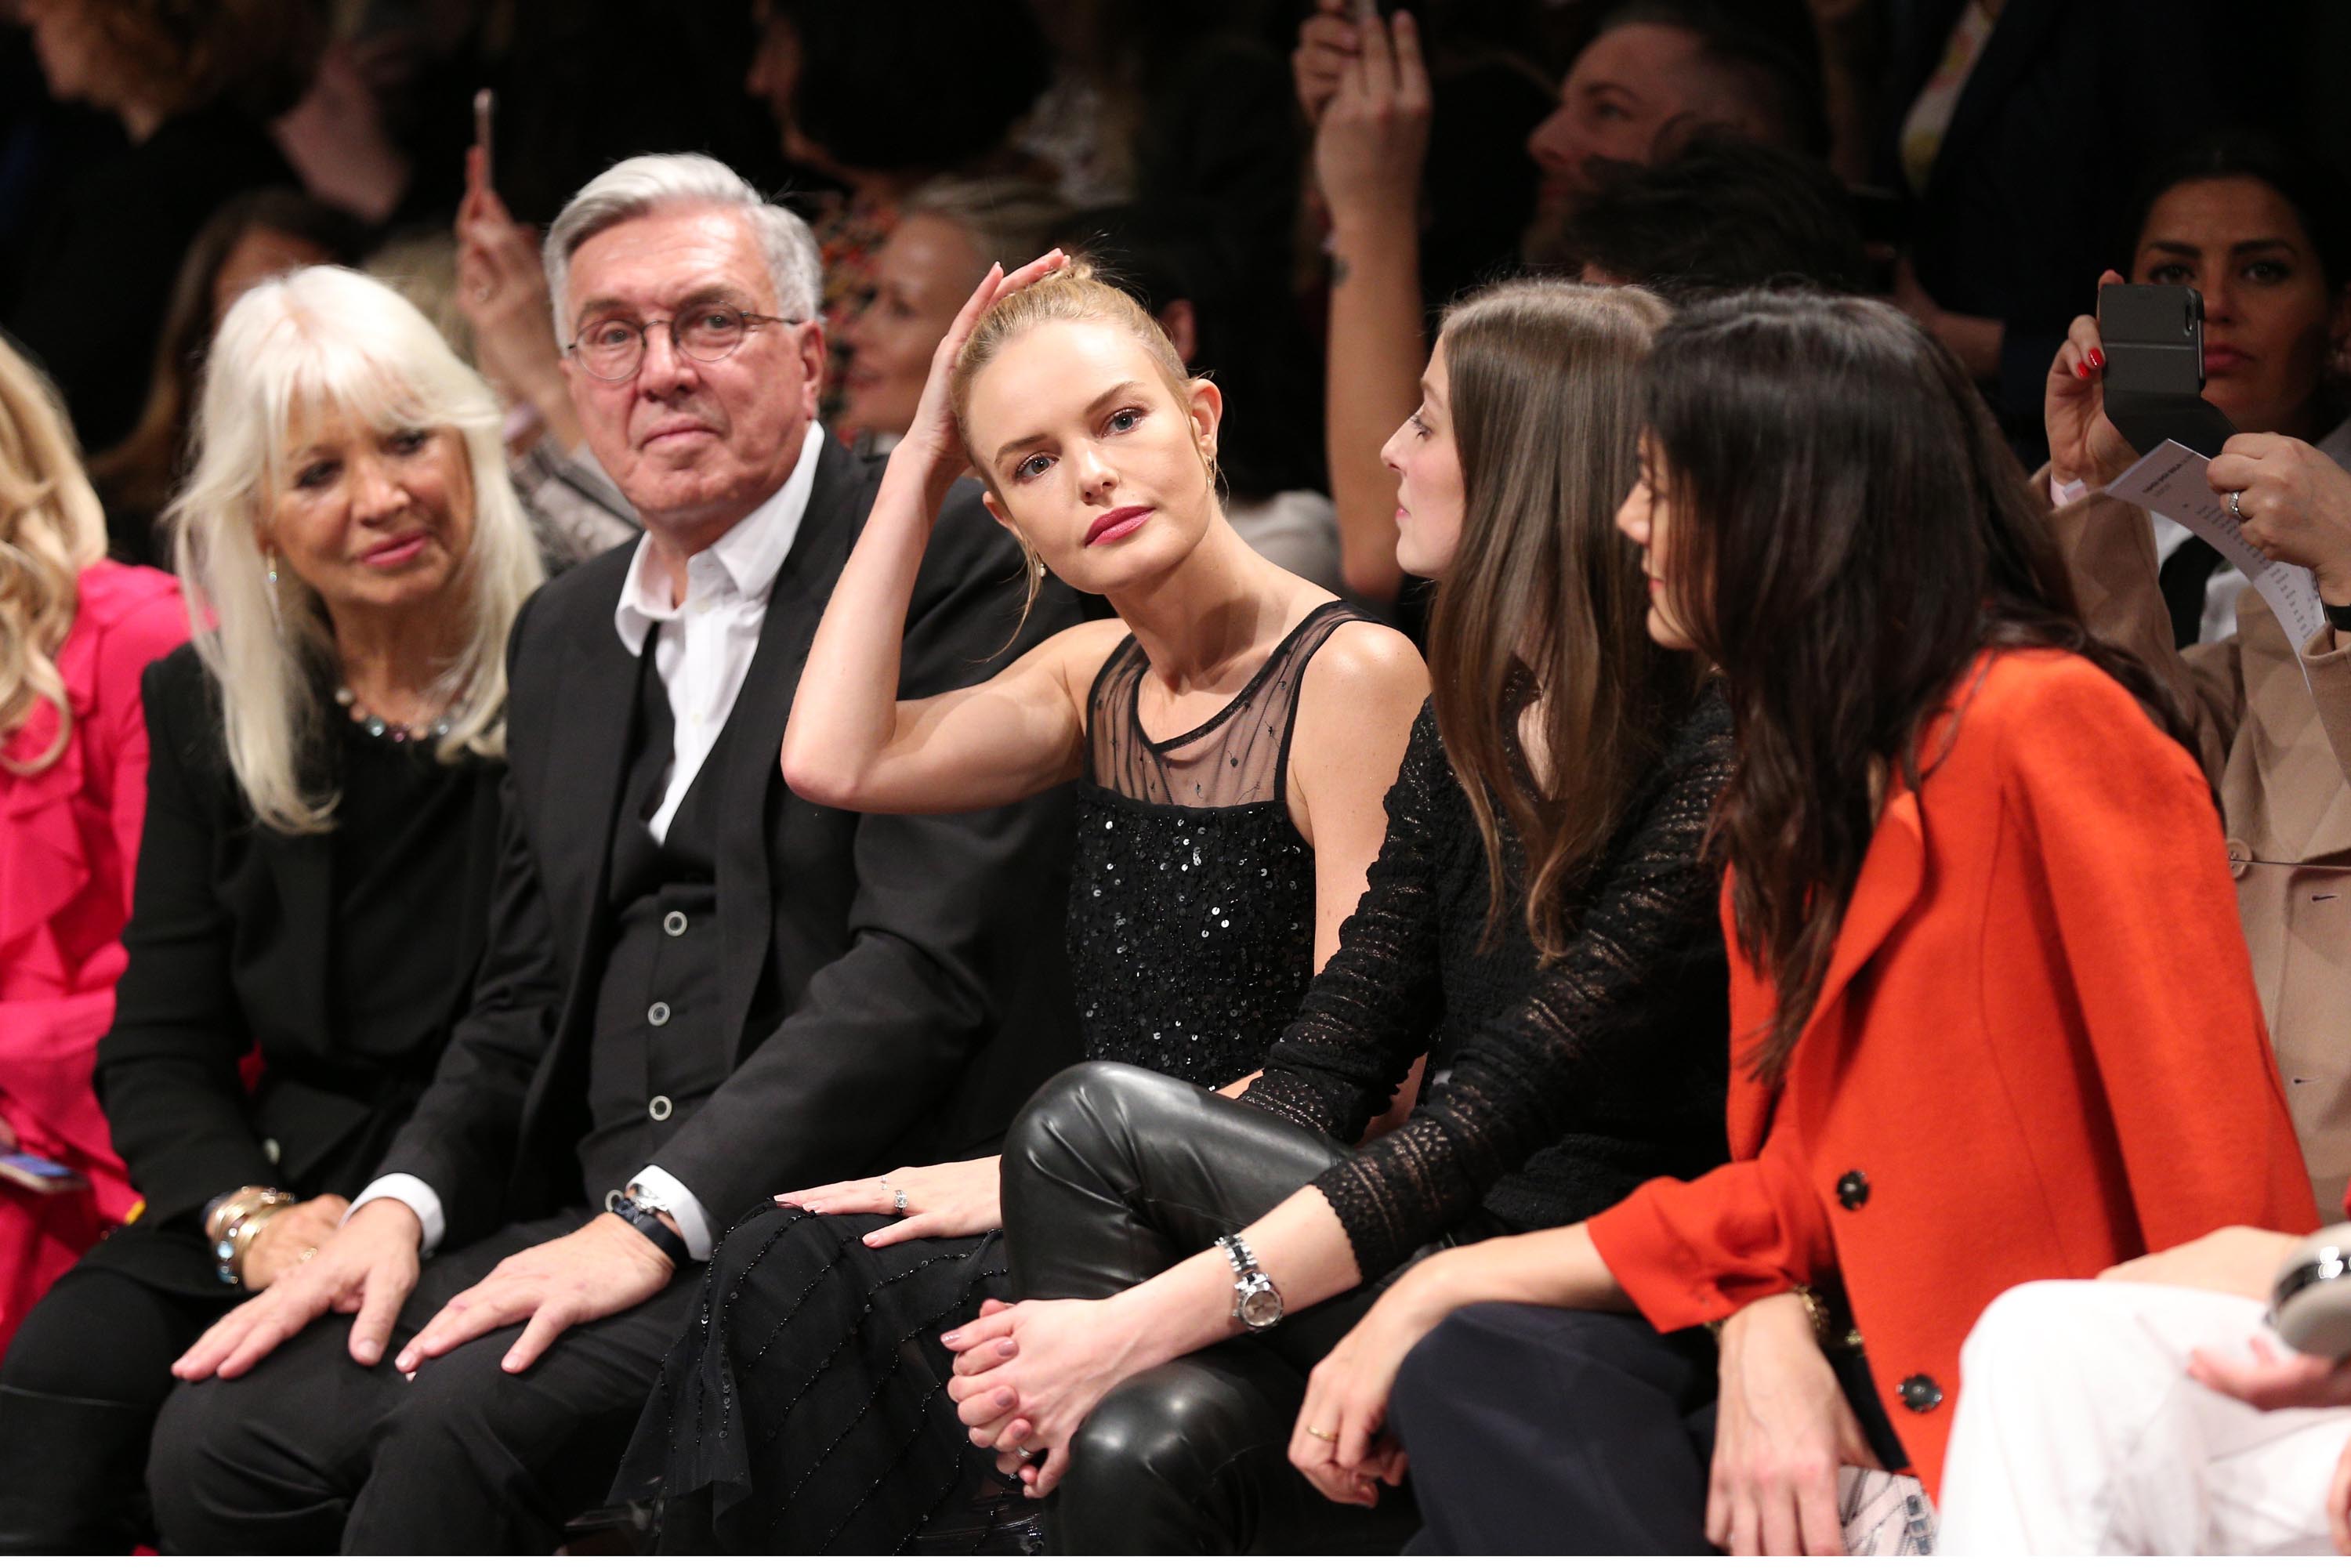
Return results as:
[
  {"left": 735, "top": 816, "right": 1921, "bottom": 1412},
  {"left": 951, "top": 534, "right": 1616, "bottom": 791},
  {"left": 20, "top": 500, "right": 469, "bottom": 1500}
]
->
[
  {"left": 1313, "top": 689, "right": 1736, "bottom": 1282},
  {"left": 1237, "top": 703, "right": 1450, "bottom": 1136}
]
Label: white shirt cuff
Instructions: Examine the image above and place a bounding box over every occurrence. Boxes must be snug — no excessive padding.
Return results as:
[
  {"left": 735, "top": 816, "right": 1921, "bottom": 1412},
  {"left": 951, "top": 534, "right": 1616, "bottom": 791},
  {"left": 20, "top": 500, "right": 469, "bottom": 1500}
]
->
[
  {"left": 629, "top": 1166, "right": 715, "bottom": 1262},
  {"left": 346, "top": 1175, "right": 446, "bottom": 1255}
]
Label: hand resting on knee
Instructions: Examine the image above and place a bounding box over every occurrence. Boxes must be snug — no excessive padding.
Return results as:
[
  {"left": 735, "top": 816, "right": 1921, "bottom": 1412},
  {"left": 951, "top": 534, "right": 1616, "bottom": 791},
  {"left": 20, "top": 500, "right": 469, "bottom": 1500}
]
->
[{"left": 172, "top": 1197, "right": 425, "bottom": 1380}]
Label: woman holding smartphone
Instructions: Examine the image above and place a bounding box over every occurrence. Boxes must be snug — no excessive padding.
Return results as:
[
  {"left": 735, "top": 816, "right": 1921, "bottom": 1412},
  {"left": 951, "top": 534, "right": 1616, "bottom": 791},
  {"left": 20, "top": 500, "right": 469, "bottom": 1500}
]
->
[
  {"left": 1285, "top": 291, "right": 2317, "bottom": 1554},
  {"left": 2035, "top": 130, "right": 2351, "bottom": 1226}
]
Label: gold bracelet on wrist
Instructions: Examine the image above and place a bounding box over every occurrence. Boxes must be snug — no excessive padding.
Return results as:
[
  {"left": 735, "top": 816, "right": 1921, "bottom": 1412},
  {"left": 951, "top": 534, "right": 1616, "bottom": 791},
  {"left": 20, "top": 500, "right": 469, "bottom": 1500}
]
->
[
  {"left": 1706, "top": 1285, "right": 1842, "bottom": 1347},
  {"left": 209, "top": 1187, "right": 295, "bottom": 1286}
]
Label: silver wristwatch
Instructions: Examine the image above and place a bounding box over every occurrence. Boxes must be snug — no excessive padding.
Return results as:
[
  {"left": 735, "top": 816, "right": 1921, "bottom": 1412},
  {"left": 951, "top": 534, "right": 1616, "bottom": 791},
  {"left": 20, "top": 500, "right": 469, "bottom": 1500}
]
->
[{"left": 1217, "top": 1233, "right": 1284, "bottom": 1331}]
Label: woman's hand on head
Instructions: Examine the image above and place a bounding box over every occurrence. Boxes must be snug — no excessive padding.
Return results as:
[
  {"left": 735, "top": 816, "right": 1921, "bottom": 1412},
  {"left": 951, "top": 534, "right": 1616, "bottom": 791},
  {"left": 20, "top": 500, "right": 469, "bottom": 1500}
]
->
[
  {"left": 775, "top": 1157, "right": 1002, "bottom": 1248},
  {"left": 1707, "top": 1291, "right": 1874, "bottom": 1556},
  {"left": 892, "top": 249, "right": 1070, "bottom": 487},
  {"left": 2045, "top": 270, "right": 2142, "bottom": 493},
  {"left": 2207, "top": 434, "right": 2351, "bottom": 603}
]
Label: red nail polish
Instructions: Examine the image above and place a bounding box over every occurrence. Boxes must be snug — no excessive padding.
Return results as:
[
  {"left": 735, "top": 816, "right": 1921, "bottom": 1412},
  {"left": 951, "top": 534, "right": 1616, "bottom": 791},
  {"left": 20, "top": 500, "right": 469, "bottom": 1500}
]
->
[
  {"left": 2088, "top": 347, "right": 2105, "bottom": 369},
  {"left": 2076, "top": 363, "right": 2092, "bottom": 380}
]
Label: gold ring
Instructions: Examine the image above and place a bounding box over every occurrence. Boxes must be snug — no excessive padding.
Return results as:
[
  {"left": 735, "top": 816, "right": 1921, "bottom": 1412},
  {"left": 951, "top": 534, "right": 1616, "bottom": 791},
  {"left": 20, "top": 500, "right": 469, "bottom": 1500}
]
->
[{"left": 1305, "top": 1425, "right": 1339, "bottom": 1443}]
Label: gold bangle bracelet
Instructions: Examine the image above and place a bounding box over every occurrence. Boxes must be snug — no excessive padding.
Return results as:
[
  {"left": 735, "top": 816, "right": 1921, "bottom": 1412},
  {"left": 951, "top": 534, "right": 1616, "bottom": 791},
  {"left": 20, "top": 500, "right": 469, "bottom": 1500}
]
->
[{"left": 1706, "top": 1286, "right": 1840, "bottom": 1347}]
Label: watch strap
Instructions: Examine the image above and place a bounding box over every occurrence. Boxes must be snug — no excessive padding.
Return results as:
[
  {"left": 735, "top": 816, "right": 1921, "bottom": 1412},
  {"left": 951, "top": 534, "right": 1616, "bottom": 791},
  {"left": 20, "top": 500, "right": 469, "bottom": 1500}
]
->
[{"left": 610, "top": 1193, "right": 691, "bottom": 1269}]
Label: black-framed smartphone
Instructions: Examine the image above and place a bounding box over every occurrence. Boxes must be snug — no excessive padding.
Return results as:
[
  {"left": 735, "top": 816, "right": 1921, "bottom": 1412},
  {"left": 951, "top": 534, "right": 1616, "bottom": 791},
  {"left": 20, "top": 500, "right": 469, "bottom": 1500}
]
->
[{"left": 2098, "top": 282, "right": 2237, "bottom": 459}]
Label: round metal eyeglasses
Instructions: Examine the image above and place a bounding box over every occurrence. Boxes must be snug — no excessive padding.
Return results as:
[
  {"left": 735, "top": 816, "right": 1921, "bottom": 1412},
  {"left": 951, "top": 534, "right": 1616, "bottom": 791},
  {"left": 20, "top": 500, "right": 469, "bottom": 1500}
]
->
[{"left": 566, "top": 306, "right": 799, "bottom": 381}]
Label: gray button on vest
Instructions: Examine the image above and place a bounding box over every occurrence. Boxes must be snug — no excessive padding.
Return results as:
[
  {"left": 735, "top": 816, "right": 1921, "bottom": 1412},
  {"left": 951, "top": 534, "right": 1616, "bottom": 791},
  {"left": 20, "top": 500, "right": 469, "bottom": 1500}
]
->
[
  {"left": 664, "top": 911, "right": 688, "bottom": 936},
  {"left": 649, "top": 1095, "right": 674, "bottom": 1121},
  {"left": 648, "top": 1001, "right": 671, "bottom": 1027}
]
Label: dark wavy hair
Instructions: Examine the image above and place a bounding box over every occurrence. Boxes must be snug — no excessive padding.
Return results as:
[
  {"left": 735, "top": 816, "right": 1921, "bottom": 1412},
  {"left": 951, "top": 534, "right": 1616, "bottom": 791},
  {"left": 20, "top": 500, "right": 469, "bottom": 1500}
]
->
[
  {"left": 1429, "top": 280, "right": 1701, "bottom": 958},
  {"left": 1645, "top": 292, "right": 2199, "bottom": 1082}
]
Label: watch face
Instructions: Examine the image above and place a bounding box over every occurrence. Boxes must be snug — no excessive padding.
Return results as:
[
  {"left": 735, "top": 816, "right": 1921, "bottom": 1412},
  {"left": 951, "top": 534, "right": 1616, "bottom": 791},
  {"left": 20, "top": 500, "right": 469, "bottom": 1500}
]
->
[{"left": 1240, "top": 1285, "right": 1284, "bottom": 1330}]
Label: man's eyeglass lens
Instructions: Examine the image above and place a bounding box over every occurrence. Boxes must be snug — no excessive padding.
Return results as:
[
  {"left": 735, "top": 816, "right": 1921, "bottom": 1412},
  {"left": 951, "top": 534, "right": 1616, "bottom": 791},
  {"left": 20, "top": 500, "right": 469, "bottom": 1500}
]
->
[{"left": 574, "top": 309, "right": 768, "bottom": 379}]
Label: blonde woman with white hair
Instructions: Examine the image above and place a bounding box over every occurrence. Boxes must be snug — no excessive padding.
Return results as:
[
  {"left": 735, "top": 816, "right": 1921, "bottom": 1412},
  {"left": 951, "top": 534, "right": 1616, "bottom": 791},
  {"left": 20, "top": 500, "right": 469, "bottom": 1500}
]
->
[
  {"left": 0, "top": 334, "right": 188, "bottom": 1367},
  {"left": 0, "top": 265, "right": 542, "bottom": 1553}
]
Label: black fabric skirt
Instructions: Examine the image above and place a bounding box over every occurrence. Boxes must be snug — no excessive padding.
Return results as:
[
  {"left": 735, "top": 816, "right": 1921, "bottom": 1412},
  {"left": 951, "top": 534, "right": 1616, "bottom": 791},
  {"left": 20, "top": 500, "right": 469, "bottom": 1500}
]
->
[{"left": 613, "top": 1204, "right": 1019, "bottom": 1553}]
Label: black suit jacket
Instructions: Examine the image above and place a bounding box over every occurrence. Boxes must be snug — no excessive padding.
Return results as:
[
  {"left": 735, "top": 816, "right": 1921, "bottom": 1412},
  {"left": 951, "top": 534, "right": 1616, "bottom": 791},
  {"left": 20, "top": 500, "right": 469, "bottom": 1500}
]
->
[
  {"left": 89, "top": 647, "right": 505, "bottom": 1292},
  {"left": 376, "top": 436, "right": 1085, "bottom": 1248}
]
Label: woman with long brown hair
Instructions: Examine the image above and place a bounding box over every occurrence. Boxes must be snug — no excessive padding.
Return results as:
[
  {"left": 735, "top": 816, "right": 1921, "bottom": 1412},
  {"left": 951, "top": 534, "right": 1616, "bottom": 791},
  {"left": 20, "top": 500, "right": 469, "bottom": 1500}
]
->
[
  {"left": 1291, "top": 290, "right": 2317, "bottom": 1555},
  {"left": 0, "top": 334, "right": 187, "bottom": 1361},
  {"left": 933, "top": 277, "right": 1737, "bottom": 1552}
]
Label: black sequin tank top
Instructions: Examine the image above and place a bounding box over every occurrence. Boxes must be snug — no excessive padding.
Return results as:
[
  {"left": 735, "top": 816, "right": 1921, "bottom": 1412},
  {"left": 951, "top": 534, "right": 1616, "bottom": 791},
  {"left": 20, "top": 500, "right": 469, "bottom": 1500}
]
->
[{"left": 1068, "top": 599, "right": 1362, "bottom": 1089}]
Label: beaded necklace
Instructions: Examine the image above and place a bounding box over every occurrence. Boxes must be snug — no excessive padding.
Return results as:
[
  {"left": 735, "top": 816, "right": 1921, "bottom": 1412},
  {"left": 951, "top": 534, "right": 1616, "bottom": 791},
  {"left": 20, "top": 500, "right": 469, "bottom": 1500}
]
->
[{"left": 334, "top": 684, "right": 455, "bottom": 744}]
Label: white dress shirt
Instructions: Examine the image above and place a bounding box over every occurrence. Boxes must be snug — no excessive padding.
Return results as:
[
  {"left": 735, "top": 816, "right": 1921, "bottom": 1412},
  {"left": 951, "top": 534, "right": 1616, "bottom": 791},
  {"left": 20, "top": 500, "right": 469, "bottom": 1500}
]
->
[{"left": 346, "top": 422, "right": 828, "bottom": 1263}]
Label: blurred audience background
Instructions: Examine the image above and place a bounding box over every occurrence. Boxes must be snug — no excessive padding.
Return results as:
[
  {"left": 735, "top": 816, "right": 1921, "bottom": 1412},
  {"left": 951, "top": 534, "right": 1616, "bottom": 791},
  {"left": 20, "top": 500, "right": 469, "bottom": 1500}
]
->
[{"left": 0, "top": 0, "right": 2342, "bottom": 611}]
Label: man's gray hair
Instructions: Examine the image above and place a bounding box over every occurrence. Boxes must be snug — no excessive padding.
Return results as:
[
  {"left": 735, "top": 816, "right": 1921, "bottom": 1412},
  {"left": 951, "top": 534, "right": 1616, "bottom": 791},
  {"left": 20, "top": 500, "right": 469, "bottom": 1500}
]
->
[{"left": 543, "top": 153, "right": 824, "bottom": 342}]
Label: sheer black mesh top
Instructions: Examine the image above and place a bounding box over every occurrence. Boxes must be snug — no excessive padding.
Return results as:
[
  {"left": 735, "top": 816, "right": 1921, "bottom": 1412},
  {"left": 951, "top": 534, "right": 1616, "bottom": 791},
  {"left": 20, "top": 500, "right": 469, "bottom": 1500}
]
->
[
  {"left": 1240, "top": 686, "right": 1737, "bottom": 1282},
  {"left": 1069, "top": 599, "right": 1360, "bottom": 1088}
]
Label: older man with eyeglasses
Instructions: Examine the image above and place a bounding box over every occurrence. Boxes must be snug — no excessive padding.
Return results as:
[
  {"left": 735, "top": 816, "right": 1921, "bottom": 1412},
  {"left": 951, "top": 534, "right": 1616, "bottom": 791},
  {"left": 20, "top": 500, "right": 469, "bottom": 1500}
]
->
[{"left": 141, "top": 153, "right": 1085, "bottom": 1553}]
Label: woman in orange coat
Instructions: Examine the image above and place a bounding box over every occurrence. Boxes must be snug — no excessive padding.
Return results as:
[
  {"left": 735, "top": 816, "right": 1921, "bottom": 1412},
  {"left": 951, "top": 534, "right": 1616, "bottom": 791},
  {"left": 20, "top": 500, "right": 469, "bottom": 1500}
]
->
[{"left": 1280, "top": 292, "right": 2317, "bottom": 1554}]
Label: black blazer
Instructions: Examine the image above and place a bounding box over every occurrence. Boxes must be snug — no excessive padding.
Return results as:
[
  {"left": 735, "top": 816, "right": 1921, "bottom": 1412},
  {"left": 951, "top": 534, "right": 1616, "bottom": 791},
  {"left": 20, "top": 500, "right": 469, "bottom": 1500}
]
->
[
  {"left": 88, "top": 647, "right": 505, "bottom": 1291},
  {"left": 376, "top": 435, "right": 1085, "bottom": 1248}
]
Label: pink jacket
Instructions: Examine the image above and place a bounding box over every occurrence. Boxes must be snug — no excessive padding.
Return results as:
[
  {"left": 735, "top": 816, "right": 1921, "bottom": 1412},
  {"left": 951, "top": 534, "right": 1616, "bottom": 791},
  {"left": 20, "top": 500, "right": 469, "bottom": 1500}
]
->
[{"left": 0, "top": 560, "right": 189, "bottom": 1224}]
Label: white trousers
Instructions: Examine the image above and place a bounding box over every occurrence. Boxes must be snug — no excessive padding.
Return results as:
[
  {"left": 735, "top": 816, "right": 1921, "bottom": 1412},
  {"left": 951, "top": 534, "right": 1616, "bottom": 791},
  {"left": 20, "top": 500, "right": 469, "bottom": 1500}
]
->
[{"left": 1937, "top": 1280, "right": 2349, "bottom": 1555}]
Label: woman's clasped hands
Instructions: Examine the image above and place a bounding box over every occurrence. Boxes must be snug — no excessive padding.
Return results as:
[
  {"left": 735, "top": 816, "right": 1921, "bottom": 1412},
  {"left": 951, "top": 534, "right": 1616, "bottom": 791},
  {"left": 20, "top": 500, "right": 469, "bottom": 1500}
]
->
[{"left": 941, "top": 1294, "right": 1159, "bottom": 1498}]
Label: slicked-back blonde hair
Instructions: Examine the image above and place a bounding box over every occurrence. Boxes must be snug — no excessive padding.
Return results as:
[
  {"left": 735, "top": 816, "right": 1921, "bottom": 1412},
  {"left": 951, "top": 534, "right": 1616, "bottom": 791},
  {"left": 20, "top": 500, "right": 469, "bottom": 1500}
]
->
[
  {"left": 947, "top": 261, "right": 1204, "bottom": 606},
  {"left": 165, "top": 266, "right": 545, "bottom": 835},
  {"left": 0, "top": 335, "right": 110, "bottom": 776}
]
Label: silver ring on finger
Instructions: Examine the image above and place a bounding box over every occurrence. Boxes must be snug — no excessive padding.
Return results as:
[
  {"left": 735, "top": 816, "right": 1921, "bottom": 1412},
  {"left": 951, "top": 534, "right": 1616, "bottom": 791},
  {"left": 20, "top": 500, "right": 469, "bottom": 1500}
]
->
[
  {"left": 1016, "top": 1445, "right": 1036, "bottom": 1461},
  {"left": 2230, "top": 488, "right": 2246, "bottom": 520},
  {"left": 893, "top": 1188, "right": 909, "bottom": 1213}
]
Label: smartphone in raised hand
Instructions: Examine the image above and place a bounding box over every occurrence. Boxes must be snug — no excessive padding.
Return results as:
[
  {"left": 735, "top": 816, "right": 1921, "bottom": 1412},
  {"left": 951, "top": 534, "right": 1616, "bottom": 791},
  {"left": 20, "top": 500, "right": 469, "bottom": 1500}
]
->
[{"left": 2098, "top": 282, "right": 2237, "bottom": 459}]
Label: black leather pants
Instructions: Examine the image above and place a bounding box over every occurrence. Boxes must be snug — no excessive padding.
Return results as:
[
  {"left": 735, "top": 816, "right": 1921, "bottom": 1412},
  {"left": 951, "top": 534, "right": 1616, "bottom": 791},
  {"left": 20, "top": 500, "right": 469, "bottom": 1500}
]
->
[{"left": 999, "top": 1061, "right": 1421, "bottom": 1554}]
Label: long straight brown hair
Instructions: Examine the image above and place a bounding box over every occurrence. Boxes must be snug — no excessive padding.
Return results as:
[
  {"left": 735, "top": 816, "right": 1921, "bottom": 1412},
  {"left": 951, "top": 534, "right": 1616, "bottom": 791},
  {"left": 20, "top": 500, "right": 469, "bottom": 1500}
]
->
[
  {"left": 1427, "top": 281, "right": 1700, "bottom": 958},
  {"left": 1646, "top": 292, "right": 2198, "bottom": 1083}
]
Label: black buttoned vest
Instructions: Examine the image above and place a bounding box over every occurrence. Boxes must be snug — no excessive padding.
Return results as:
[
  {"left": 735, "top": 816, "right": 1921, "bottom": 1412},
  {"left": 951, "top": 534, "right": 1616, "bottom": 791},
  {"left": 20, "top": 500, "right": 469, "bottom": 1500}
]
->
[{"left": 578, "top": 638, "right": 744, "bottom": 1204}]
